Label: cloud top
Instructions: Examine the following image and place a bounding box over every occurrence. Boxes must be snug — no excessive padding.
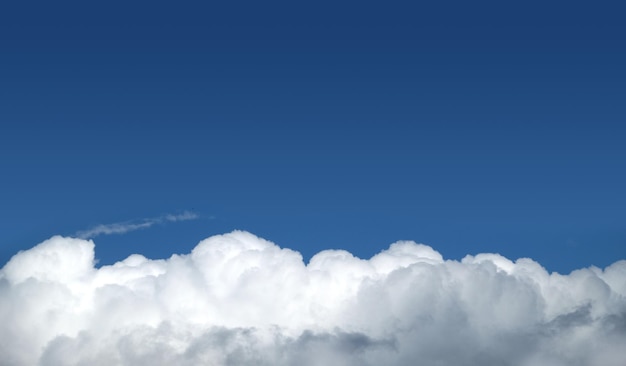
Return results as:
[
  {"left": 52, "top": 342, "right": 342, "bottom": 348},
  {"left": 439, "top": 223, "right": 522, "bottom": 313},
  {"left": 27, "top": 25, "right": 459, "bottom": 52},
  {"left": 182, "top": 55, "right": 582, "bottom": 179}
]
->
[{"left": 1, "top": 231, "right": 624, "bottom": 365}]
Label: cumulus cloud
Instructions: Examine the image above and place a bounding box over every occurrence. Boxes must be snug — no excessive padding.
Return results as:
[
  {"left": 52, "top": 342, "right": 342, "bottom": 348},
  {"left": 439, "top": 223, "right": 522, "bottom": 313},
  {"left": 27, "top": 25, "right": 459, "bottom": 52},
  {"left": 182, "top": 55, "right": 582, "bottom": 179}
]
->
[
  {"left": 75, "top": 211, "right": 199, "bottom": 239},
  {"left": 0, "top": 231, "right": 624, "bottom": 365}
]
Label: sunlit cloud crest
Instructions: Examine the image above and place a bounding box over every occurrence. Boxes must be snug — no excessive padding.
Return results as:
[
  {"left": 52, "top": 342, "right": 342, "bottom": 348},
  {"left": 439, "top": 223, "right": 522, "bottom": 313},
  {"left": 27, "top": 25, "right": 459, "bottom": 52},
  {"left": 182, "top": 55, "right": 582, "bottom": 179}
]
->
[{"left": 0, "top": 231, "right": 624, "bottom": 365}]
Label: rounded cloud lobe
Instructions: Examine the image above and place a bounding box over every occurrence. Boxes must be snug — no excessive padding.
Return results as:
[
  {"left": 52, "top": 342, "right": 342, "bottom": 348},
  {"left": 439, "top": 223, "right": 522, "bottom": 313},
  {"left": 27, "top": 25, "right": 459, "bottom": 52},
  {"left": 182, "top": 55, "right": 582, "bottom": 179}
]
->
[{"left": 1, "top": 231, "right": 624, "bottom": 365}]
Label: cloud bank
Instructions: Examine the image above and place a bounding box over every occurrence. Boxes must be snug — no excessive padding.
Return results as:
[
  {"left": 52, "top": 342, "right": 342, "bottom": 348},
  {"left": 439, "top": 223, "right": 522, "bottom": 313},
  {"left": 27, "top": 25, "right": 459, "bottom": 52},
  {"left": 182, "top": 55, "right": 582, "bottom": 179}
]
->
[
  {"left": 75, "top": 211, "right": 199, "bottom": 239},
  {"left": 1, "top": 231, "right": 624, "bottom": 365}
]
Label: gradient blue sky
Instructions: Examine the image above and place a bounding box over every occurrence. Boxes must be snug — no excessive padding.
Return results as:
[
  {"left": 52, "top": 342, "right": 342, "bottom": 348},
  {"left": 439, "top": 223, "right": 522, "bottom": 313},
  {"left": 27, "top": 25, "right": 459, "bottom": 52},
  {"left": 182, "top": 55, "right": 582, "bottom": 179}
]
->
[{"left": 1, "top": 1, "right": 625, "bottom": 273}]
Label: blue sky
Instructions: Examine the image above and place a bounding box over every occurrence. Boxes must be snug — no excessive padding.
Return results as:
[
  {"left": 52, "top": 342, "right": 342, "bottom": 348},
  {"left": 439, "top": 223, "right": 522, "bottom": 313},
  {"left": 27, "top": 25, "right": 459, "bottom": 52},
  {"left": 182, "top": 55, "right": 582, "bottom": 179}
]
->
[{"left": 1, "top": 1, "right": 625, "bottom": 273}]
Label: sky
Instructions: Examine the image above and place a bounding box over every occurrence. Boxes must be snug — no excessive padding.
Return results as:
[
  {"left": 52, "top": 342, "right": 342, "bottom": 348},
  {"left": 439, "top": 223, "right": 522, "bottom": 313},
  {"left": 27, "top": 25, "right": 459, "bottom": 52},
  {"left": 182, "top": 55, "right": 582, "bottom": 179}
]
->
[
  {"left": 1, "top": 1, "right": 624, "bottom": 273},
  {"left": 1, "top": 2, "right": 626, "bottom": 365}
]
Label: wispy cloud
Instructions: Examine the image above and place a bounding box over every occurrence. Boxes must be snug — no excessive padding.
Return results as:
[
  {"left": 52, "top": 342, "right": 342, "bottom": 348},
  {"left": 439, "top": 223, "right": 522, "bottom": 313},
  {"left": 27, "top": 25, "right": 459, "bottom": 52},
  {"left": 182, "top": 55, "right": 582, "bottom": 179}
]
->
[{"left": 75, "top": 211, "right": 199, "bottom": 239}]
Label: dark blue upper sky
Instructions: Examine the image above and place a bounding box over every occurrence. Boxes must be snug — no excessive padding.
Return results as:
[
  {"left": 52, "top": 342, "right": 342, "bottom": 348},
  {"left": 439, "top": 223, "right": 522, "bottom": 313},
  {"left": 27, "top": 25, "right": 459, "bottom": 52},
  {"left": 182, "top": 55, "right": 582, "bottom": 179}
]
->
[{"left": 1, "top": 1, "right": 625, "bottom": 273}]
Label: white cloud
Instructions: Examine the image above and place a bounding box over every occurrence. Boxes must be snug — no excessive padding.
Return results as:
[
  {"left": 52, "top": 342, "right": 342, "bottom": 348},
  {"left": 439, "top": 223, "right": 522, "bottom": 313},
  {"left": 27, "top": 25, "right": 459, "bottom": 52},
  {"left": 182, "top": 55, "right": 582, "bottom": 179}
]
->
[
  {"left": 1, "top": 231, "right": 624, "bottom": 365},
  {"left": 75, "top": 211, "right": 199, "bottom": 239}
]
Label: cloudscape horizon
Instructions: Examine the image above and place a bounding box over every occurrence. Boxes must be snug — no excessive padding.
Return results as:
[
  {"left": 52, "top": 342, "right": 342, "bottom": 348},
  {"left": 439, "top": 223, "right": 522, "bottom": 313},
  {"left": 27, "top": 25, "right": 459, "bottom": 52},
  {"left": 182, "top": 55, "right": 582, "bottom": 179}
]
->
[
  {"left": 1, "top": 231, "right": 624, "bottom": 365},
  {"left": 2, "top": 2, "right": 625, "bottom": 365}
]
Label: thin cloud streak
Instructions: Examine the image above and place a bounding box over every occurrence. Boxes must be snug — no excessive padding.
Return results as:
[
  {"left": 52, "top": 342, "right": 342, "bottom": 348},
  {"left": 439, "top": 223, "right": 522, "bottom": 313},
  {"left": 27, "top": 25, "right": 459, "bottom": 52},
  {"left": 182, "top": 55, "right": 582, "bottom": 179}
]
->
[{"left": 75, "top": 211, "right": 199, "bottom": 239}]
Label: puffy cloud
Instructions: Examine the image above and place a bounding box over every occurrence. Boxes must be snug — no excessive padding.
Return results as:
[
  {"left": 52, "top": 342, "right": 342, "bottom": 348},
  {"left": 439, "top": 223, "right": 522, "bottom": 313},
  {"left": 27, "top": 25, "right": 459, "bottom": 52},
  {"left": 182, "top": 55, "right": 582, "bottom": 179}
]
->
[{"left": 0, "top": 231, "right": 624, "bottom": 365}]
